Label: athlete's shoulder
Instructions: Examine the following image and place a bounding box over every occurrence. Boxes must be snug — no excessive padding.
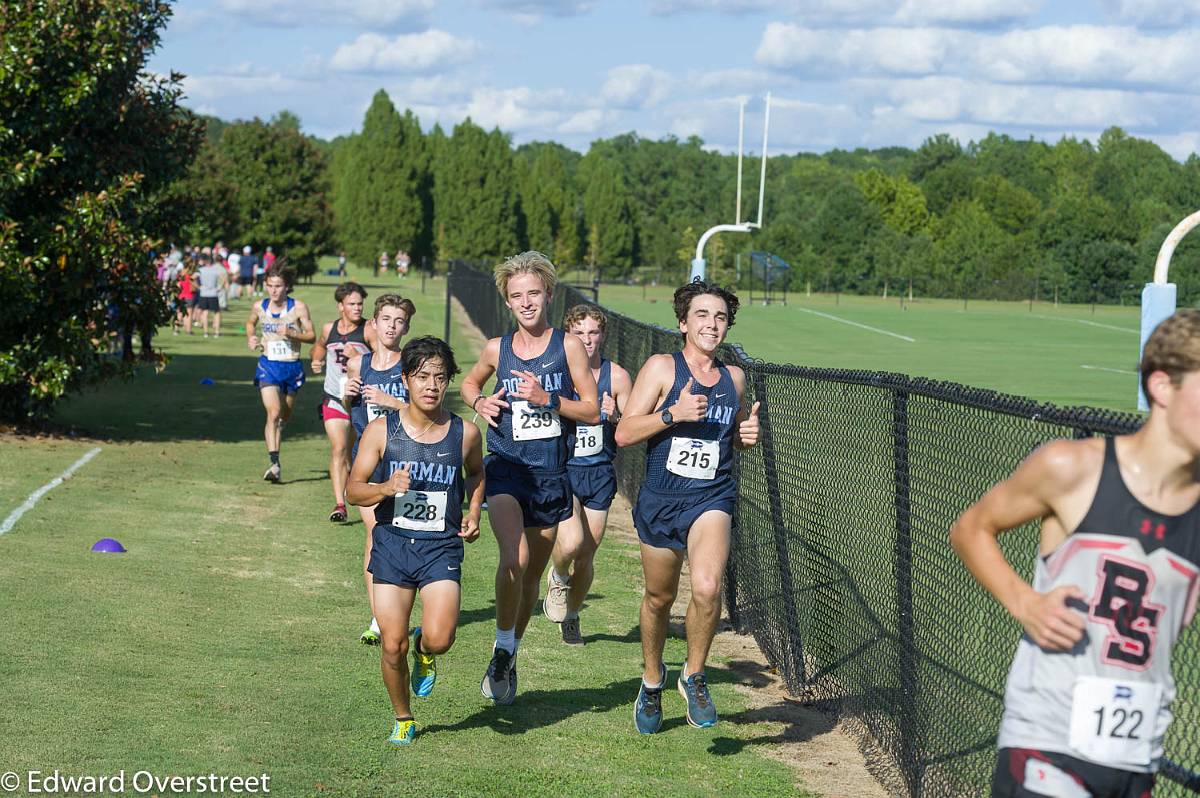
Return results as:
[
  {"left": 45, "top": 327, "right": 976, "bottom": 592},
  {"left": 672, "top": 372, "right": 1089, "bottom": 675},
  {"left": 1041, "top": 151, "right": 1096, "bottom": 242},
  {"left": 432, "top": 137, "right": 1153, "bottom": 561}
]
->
[
  {"left": 1022, "top": 437, "right": 1103, "bottom": 492},
  {"left": 480, "top": 336, "right": 503, "bottom": 360},
  {"left": 637, "top": 352, "right": 677, "bottom": 379},
  {"left": 724, "top": 362, "right": 746, "bottom": 389},
  {"left": 609, "top": 360, "right": 633, "bottom": 389},
  {"left": 461, "top": 415, "right": 482, "bottom": 444},
  {"left": 563, "top": 332, "right": 587, "bottom": 357}
]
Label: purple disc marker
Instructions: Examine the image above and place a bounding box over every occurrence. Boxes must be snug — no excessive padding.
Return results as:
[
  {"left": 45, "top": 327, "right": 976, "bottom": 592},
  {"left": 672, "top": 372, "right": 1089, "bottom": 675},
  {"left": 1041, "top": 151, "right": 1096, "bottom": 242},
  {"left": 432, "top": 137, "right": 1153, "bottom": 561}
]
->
[{"left": 91, "top": 538, "right": 126, "bottom": 553}]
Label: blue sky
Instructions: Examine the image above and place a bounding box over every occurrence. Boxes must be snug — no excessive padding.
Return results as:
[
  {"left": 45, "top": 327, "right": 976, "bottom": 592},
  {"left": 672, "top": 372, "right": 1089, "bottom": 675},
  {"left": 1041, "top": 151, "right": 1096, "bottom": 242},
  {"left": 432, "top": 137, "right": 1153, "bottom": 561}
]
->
[{"left": 151, "top": 0, "right": 1200, "bottom": 158}]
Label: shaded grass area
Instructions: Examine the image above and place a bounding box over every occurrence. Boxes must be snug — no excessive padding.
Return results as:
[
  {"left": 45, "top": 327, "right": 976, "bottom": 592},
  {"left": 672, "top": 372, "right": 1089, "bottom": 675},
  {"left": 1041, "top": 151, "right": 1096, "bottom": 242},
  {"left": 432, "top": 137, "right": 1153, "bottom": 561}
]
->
[{"left": 0, "top": 263, "right": 807, "bottom": 797}]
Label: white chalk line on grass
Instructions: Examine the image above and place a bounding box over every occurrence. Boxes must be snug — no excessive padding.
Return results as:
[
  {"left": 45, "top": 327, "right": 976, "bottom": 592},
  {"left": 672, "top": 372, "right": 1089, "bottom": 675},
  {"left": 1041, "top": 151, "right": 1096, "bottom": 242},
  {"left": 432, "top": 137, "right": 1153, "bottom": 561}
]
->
[
  {"left": 0, "top": 447, "right": 101, "bottom": 535},
  {"left": 797, "top": 307, "right": 916, "bottom": 342},
  {"left": 1032, "top": 315, "right": 1138, "bottom": 335},
  {"left": 1081, "top": 365, "right": 1139, "bottom": 376}
]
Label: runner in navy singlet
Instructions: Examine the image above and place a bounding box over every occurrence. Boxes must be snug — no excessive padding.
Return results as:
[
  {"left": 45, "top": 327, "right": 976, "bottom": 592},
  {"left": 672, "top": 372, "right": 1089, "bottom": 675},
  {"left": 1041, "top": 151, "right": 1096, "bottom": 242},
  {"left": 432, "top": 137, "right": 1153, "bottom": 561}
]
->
[
  {"left": 459, "top": 252, "right": 598, "bottom": 705},
  {"left": 542, "top": 305, "right": 632, "bottom": 646},
  {"left": 245, "top": 263, "right": 315, "bottom": 483},
  {"left": 344, "top": 293, "right": 415, "bottom": 646},
  {"left": 348, "top": 336, "right": 484, "bottom": 746},
  {"left": 310, "top": 282, "right": 376, "bottom": 523},
  {"left": 616, "top": 280, "right": 761, "bottom": 734},
  {"left": 952, "top": 309, "right": 1200, "bottom": 797}
]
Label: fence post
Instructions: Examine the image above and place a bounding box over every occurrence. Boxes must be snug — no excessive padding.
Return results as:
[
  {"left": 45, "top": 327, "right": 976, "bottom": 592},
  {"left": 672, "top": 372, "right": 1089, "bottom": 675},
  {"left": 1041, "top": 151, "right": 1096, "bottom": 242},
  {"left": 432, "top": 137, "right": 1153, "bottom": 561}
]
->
[
  {"left": 750, "top": 367, "right": 807, "bottom": 688},
  {"left": 892, "top": 387, "right": 923, "bottom": 796},
  {"left": 444, "top": 263, "right": 453, "bottom": 345}
]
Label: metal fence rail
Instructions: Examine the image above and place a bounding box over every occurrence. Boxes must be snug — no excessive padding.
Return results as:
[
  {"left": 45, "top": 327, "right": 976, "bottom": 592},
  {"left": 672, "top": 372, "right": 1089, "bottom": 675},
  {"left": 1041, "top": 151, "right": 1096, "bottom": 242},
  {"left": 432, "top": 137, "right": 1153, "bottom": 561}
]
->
[{"left": 447, "top": 261, "right": 1200, "bottom": 797}]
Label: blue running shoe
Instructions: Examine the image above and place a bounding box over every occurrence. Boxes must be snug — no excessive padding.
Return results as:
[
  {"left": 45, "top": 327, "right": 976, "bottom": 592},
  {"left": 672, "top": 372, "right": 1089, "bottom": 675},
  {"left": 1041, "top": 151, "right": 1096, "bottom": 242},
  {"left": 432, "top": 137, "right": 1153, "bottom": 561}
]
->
[
  {"left": 410, "top": 627, "right": 437, "bottom": 697},
  {"left": 388, "top": 717, "right": 417, "bottom": 745},
  {"left": 678, "top": 667, "right": 717, "bottom": 728},
  {"left": 634, "top": 663, "right": 667, "bottom": 735}
]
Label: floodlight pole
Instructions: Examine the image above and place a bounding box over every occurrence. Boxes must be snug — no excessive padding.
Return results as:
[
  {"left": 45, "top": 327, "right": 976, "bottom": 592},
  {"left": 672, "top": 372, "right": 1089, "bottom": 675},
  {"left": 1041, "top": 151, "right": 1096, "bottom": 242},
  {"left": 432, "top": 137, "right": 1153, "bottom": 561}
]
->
[
  {"left": 690, "top": 93, "right": 771, "bottom": 283},
  {"left": 1138, "top": 209, "right": 1200, "bottom": 409}
]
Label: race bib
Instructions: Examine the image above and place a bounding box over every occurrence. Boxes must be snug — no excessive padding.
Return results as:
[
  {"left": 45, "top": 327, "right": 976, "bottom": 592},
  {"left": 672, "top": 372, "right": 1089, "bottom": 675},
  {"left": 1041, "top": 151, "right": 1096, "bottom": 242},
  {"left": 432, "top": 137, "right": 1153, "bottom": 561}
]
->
[
  {"left": 266, "top": 339, "right": 293, "bottom": 361},
  {"left": 511, "top": 400, "right": 561, "bottom": 441},
  {"left": 1068, "top": 676, "right": 1161, "bottom": 767},
  {"left": 574, "top": 424, "right": 604, "bottom": 458},
  {"left": 391, "top": 489, "right": 448, "bottom": 533},
  {"left": 365, "top": 402, "right": 387, "bottom": 423},
  {"left": 666, "top": 437, "right": 719, "bottom": 480}
]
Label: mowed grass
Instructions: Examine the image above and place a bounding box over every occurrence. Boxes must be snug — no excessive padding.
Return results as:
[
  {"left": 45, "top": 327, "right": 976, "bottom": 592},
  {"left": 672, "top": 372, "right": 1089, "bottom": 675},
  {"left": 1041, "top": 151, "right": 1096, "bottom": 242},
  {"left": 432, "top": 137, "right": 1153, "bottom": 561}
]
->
[
  {"left": 0, "top": 263, "right": 804, "bottom": 797},
  {"left": 596, "top": 283, "right": 1145, "bottom": 411}
]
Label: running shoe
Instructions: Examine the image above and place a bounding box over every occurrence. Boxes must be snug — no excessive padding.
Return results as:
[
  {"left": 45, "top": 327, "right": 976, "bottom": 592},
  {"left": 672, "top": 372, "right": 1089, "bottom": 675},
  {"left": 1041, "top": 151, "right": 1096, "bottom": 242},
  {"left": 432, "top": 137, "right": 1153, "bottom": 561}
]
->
[
  {"left": 360, "top": 627, "right": 380, "bottom": 646},
  {"left": 329, "top": 504, "right": 347, "bottom": 523},
  {"left": 543, "top": 570, "right": 569, "bottom": 623},
  {"left": 410, "top": 627, "right": 437, "bottom": 697},
  {"left": 480, "top": 646, "right": 517, "bottom": 704},
  {"left": 263, "top": 463, "right": 281, "bottom": 482},
  {"left": 634, "top": 663, "right": 667, "bottom": 735},
  {"left": 677, "top": 668, "right": 718, "bottom": 728},
  {"left": 388, "top": 717, "right": 416, "bottom": 746},
  {"left": 560, "top": 616, "right": 583, "bottom": 646}
]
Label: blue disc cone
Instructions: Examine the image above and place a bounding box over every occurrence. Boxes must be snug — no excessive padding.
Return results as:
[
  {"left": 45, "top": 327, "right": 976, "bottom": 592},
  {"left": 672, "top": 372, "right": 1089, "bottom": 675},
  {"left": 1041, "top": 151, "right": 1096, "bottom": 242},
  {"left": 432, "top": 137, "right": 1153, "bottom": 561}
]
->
[
  {"left": 199, "top": 378, "right": 215, "bottom": 385},
  {"left": 91, "top": 538, "right": 126, "bottom": 553}
]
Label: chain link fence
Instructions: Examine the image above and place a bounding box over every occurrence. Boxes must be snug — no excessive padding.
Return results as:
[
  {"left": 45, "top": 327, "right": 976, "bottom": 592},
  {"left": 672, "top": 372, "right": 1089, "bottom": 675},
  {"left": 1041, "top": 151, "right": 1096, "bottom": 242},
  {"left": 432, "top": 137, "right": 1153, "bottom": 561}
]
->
[{"left": 447, "top": 261, "right": 1200, "bottom": 797}]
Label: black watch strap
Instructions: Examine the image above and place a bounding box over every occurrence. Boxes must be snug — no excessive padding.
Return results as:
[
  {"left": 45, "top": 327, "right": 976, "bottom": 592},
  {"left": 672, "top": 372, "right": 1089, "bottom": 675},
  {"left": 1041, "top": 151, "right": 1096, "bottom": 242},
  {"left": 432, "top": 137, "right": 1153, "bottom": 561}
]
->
[{"left": 661, "top": 407, "right": 673, "bottom": 425}]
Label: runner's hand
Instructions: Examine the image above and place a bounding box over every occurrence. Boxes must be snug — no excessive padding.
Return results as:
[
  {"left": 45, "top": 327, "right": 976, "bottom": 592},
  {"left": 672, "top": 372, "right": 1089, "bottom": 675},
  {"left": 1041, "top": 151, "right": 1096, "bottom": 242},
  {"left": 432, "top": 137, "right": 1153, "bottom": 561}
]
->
[
  {"left": 311, "top": 359, "right": 324, "bottom": 374},
  {"left": 384, "top": 467, "right": 411, "bottom": 497},
  {"left": 248, "top": 335, "right": 260, "bottom": 351},
  {"left": 345, "top": 376, "right": 363, "bottom": 399},
  {"left": 601, "top": 391, "right": 616, "bottom": 419},
  {"left": 671, "top": 378, "right": 708, "bottom": 422},
  {"left": 460, "top": 514, "right": 480, "bottom": 542},
  {"left": 477, "top": 387, "right": 509, "bottom": 428},
  {"left": 1017, "top": 585, "right": 1087, "bottom": 651},
  {"left": 510, "top": 370, "right": 550, "bottom": 406},
  {"left": 738, "top": 402, "right": 761, "bottom": 447}
]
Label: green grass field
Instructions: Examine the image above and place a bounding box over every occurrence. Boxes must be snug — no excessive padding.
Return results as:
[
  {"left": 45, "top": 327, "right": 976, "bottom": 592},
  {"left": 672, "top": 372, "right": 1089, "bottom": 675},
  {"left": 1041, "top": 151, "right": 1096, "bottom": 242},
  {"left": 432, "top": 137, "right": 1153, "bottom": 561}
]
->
[
  {"left": 595, "top": 283, "right": 1145, "bottom": 411},
  {"left": 0, "top": 264, "right": 808, "bottom": 798}
]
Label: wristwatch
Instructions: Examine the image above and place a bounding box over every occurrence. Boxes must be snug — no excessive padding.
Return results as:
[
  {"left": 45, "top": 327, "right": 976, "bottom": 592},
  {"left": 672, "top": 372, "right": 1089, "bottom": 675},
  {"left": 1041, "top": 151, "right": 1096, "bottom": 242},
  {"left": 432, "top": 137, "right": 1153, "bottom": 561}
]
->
[
  {"left": 661, "top": 407, "right": 674, "bottom": 426},
  {"left": 546, "top": 392, "right": 560, "bottom": 411}
]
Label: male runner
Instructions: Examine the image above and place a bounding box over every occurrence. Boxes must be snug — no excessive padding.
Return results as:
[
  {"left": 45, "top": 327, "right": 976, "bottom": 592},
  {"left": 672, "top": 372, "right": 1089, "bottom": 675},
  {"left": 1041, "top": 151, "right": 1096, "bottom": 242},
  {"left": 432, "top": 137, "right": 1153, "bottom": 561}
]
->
[
  {"left": 459, "top": 251, "right": 598, "bottom": 704},
  {"left": 543, "top": 304, "right": 632, "bottom": 645},
  {"left": 951, "top": 308, "right": 1200, "bottom": 797},
  {"left": 616, "top": 279, "right": 760, "bottom": 734},
  {"left": 195, "top": 254, "right": 228, "bottom": 338},
  {"left": 347, "top": 336, "right": 484, "bottom": 745},
  {"left": 246, "top": 263, "right": 315, "bottom": 482},
  {"left": 311, "top": 282, "right": 376, "bottom": 523},
  {"left": 344, "top": 293, "right": 415, "bottom": 645}
]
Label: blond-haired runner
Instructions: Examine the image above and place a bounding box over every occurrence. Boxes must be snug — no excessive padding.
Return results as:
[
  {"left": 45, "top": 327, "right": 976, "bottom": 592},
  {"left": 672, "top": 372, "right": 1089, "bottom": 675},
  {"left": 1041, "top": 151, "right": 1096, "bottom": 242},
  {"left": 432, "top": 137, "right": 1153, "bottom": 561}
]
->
[
  {"left": 951, "top": 309, "right": 1200, "bottom": 797},
  {"left": 459, "top": 252, "right": 598, "bottom": 704},
  {"left": 246, "top": 263, "right": 315, "bottom": 482},
  {"left": 344, "top": 293, "right": 415, "bottom": 645},
  {"left": 543, "top": 304, "right": 632, "bottom": 645}
]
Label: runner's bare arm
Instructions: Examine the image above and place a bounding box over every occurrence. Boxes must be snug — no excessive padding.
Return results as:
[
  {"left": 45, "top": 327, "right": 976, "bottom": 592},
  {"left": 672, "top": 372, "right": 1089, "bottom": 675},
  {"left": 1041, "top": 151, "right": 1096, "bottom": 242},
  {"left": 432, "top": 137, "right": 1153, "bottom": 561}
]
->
[
  {"left": 342, "top": 355, "right": 363, "bottom": 410},
  {"left": 364, "top": 320, "right": 378, "bottom": 350},
  {"left": 561, "top": 334, "right": 599, "bottom": 423},
  {"left": 460, "top": 421, "right": 485, "bottom": 542},
  {"left": 288, "top": 301, "right": 317, "bottom": 344},
  {"left": 950, "top": 439, "right": 1097, "bottom": 651},
  {"left": 346, "top": 419, "right": 410, "bottom": 506},
  {"left": 608, "top": 362, "right": 633, "bottom": 421},
  {"left": 729, "top": 367, "right": 760, "bottom": 450},
  {"left": 310, "top": 321, "right": 333, "bottom": 373},
  {"left": 460, "top": 338, "right": 505, "bottom": 428},
  {"left": 615, "top": 354, "right": 684, "bottom": 447},
  {"left": 245, "top": 304, "right": 261, "bottom": 350}
]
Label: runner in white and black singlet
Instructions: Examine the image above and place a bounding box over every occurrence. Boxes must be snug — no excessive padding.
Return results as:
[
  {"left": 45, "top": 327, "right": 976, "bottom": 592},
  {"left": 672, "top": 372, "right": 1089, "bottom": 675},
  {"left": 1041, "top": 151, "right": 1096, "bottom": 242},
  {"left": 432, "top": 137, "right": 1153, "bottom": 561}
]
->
[
  {"left": 616, "top": 280, "right": 761, "bottom": 735},
  {"left": 542, "top": 304, "right": 632, "bottom": 646},
  {"left": 952, "top": 309, "right": 1200, "bottom": 797},
  {"left": 459, "top": 252, "right": 598, "bottom": 705},
  {"left": 347, "top": 336, "right": 484, "bottom": 746},
  {"left": 311, "top": 282, "right": 375, "bottom": 524},
  {"left": 344, "top": 293, "right": 414, "bottom": 646}
]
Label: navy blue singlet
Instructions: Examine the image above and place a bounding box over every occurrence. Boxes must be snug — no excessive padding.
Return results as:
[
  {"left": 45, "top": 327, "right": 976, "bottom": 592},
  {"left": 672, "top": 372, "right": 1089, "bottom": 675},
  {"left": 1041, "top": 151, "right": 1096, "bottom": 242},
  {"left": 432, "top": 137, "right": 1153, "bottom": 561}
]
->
[
  {"left": 488, "top": 328, "right": 573, "bottom": 471},
  {"left": 374, "top": 413, "right": 465, "bottom": 540},
  {"left": 350, "top": 352, "right": 409, "bottom": 435},
  {"left": 568, "top": 359, "right": 615, "bottom": 467},
  {"left": 643, "top": 351, "right": 738, "bottom": 493}
]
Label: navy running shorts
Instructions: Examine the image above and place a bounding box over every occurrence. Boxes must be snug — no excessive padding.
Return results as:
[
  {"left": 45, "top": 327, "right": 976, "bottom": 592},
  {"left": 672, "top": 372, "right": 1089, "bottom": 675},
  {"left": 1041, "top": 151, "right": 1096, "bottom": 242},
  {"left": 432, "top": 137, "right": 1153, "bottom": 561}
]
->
[
  {"left": 992, "top": 748, "right": 1154, "bottom": 798},
  {"left": 568, "top": 463, "right": 617, "bottom": 511},
  {"left": 484, "top": 454, "right": 572, "bottom": 528},
  {"left": 254, "top": 358, "right": 305, "bottom": 394},
  {"left": 369, "top": 530, "right": 464, "bottom": 589},
  {"left": 633, "top": 479, "right": 737, "bottom": 550}
]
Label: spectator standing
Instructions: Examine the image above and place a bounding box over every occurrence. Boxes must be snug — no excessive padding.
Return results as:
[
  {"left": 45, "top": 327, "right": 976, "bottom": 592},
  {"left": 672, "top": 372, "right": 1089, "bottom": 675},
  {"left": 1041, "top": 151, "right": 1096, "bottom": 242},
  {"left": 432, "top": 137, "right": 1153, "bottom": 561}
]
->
[{"left": 196, "top": 254, "right": 228, "bottom": 338}]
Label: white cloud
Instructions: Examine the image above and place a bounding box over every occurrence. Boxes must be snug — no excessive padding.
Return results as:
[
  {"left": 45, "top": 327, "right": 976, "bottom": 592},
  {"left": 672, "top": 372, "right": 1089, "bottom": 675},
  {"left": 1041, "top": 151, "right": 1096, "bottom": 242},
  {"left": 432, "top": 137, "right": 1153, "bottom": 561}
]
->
[
  {"left": 601, "top": 65, "right": 673, "bottom": 109},
  {"left": 330, "top": 30, "right": 481, "bottom": 74},
  {"left": 1101, "top": 0, "right": 1200, "bottom": 27},
  {"left": 652, "top": 0, "right": 1038, "bottom": 24},
  {"left": 559, "top": 109, "right": 609, "bottom": 134},
  {"left": 894, "top": 0, "right": 1042, "bottom": 25},
  {"left": 216, "top": 0, "right": 434, "bottom": 29},
  {"left": 756, "top": 23, "right": 954, "bottom": 75},
  {"left": 181, "top": 69, "right": 308, "bottom": 103}
]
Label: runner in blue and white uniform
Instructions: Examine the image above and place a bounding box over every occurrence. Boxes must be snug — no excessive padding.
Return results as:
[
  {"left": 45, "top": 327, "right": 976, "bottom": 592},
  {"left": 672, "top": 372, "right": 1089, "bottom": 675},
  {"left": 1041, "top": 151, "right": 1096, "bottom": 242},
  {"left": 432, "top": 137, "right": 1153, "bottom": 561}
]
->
[
  {"left": 616, "top": 280, "right": 761, "bottom": 734},
  {"left": 542, "top": 304, "right": 632, "bottom": 646},
  {"left": 459, "top": 252, "right": 598, "bottom": 705},
  {"left": 343, "top": 293, "right": 414, "bottom": 646},
  {"left": 953, "top": 309, "right": 1200, "bottom": 798},
  {"left": 348, "top": 336, "right": 485, "bottom": 746},
  {"left": 245, "top": 262, "right": 315, "bottom": 483}
]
